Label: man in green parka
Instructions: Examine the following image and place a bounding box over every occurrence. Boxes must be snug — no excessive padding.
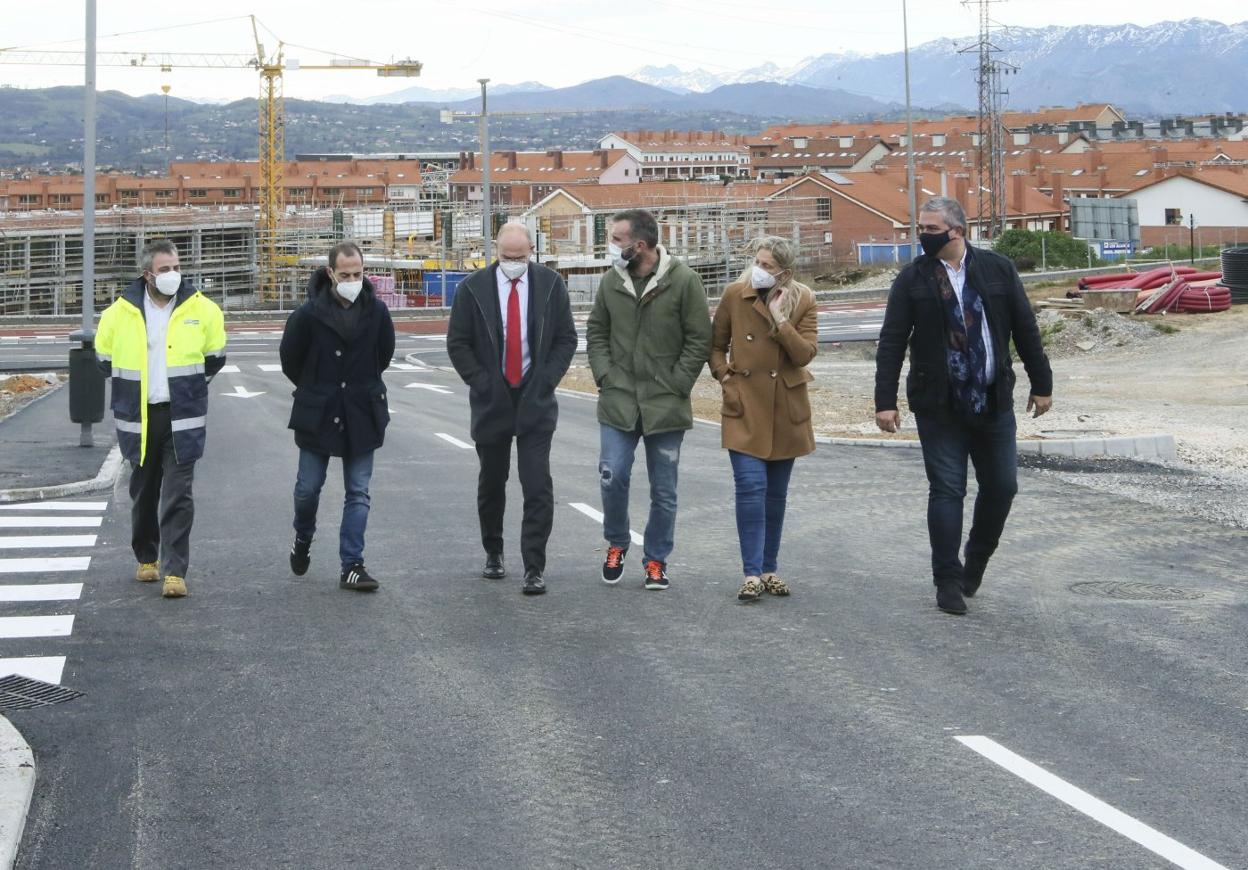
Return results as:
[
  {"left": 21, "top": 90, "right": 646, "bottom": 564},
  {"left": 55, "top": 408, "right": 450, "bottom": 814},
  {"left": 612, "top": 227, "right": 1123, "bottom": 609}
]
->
[{"left": 586, "top": 208, "right": 712, "bottom": 591}]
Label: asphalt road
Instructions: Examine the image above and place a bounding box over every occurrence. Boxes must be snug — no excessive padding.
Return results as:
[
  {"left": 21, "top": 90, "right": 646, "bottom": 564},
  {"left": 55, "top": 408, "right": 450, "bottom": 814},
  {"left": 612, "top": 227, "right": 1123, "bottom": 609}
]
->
[{"left": 4, "top": 344, "right": 1246, "bottom": 869}]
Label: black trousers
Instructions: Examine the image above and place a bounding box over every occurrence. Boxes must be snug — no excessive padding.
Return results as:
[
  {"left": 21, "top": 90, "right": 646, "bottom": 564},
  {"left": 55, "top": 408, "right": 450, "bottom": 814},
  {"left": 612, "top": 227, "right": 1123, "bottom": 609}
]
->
[
  {"left": 475, "top": 391, "right": 555, "bottom": 574},
  {"left": 129, "top": 403, "right": 196, "bottom": 578}
]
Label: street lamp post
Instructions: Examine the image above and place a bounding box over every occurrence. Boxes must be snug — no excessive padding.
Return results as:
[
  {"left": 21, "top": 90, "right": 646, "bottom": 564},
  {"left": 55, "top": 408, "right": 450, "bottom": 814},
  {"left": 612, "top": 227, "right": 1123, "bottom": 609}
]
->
[
  {"left": 74, "top": 0, "right": 99, "bottom": 448},
  {"left": 903, "top": 0, "right": 918, "bottom": 262},
  {"left": 479, "top": 78, "right": 492, "bottom": 266}
]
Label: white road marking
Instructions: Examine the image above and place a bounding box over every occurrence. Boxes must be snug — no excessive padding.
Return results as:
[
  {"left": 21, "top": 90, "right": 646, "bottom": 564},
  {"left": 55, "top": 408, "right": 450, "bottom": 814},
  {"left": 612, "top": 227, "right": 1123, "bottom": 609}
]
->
[
  {"left": 434, "top": 433, "right": 473, "bottom": 450},
  {"left": 0, "top": 584, "right": 83, "bottom": 601},
  {"left": 0, "top": 501, "right": 106, "bottom": 511},
  {"left": 222, "top": 385, "right": 266, "bottom": 399},
  {"left": 0, "top": 535, "right": 97, "bottom": 549},
  {"left": 404, "top": 383, "right": 453, "bottom": 395},
  {"left": 0, "top": 517, "right": 102, "bottom": 529},
  {"left": 568, "top": 502, "right": 644, "bottom": 547},
  {"left": 217, "top": 364, "right": 242, "bottom": 374},
  {"left": 0, "top": 656, "right": 66, "bottom": 683},
  {"left": 956, "top": 736, "right": 1228, "bottom": 870},
  {"left": 387, "top": 362, "right": 421, "bottom": 370},
  {"left": 0, "top": 556, "right": 91, "bottom": 573},
  {"left": 0, "top": 615, "right": 74, "bottom": 638},
  {"left": 257, "top": 364, "right": 284, "bottom": 372},
  {"left": 421, "top": 335, "right": 448, "bottom": 342}
]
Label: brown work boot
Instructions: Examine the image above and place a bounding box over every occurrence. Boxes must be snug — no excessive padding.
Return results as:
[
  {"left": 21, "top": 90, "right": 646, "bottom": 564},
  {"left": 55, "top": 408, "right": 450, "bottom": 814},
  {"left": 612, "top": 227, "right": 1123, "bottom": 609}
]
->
[
  {"left": 135, "top": 562, "right": 160, "bottom": 582},
  {"left": 162, "top": 575, "right": 187, "bottom": 598}
]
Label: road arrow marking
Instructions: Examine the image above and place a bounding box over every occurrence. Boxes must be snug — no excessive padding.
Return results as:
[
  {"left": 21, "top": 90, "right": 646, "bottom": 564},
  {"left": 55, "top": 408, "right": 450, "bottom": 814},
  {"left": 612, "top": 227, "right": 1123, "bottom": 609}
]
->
[
  {"left": 223, "top": 385, "right": 266, "bottom": 399},
  {"left": 404, "top": 383, "right": 453, "bottom": 395}
]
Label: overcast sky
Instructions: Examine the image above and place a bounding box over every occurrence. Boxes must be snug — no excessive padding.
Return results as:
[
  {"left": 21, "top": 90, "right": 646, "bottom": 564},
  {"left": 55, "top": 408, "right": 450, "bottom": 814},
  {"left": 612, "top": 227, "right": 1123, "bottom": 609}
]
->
[{"left": 1, "top": 1, "right": 1244, "bottom": 101}]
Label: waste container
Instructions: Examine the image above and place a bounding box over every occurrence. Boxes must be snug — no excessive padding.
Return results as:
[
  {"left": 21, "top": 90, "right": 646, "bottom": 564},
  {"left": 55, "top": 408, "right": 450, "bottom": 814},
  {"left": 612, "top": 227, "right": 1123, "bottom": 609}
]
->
[{"left": 68, "top": 345, "right": 105, "bottom": 424}]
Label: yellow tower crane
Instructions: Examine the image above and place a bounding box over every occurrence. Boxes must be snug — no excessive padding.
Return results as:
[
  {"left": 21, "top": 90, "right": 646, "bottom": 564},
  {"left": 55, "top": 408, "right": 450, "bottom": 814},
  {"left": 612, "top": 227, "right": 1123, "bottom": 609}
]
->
[{"left": 0, "top": 18, "right": 422, "bottom": 299}]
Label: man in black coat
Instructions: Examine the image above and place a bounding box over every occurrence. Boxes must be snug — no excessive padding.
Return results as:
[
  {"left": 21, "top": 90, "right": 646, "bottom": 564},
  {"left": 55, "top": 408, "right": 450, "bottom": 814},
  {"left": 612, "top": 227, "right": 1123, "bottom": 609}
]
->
[
  {"left": 447, "top": 222, "right": 578, "bottom": 595},
  {"left": 874, "top": 197, "right": 1053, "bottom": 615},
  {"left": 279, "top": 241, "right": 396, "bottom": 592}
]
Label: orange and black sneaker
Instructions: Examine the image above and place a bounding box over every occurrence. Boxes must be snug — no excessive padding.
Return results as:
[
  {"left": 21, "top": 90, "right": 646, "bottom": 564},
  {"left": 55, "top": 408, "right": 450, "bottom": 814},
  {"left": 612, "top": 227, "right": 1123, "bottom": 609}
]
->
[
  {"left": 601, "top": 545, "right": 627, "bottom": 585},
  {"left": 643, "top": 559, "right": 669, "bottom": 591}
]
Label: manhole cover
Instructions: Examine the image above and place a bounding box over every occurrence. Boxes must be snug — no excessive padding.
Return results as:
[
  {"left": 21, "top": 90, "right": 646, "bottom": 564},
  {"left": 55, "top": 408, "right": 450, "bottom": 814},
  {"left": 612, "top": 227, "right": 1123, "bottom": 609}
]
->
[
  {"left": 0, "top": 675, "right": 84, "bottom": 710},
  {"left": 1068, "top": 582, "right": 1204, "bottom": 601}
]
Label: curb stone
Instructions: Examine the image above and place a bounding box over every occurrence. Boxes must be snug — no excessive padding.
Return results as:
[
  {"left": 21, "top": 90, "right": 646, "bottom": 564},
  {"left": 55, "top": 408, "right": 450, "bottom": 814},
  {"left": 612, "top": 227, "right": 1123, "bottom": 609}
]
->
[
  {"left": 554, "top": 387, "right": 1176, "bottom": 461},
  {"left": 0, "top": 716, "right": 34, "bottom": 870},
  {"left": 0, "top": 444, "right": 123, "bottom": 504}
]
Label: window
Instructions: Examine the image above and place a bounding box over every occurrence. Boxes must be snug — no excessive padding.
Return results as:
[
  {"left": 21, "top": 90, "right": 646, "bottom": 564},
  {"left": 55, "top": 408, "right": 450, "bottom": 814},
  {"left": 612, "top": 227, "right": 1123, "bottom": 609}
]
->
[
  {"left": 188, "top": 189, "right": 207, "bottom": 198},
  {"left": 1165, "top": 208, "right": 1182, "bottom": 226},
  {"left": 95, "top": 194, "right": 108, "bottom": 205},
  {"left": 120, "top": 190, "right": 138, "bottom": 199},
  {"left": 816, "top": 197, "right": 831, "bottom": 220},
  {"left": 155, "top": 190, "right": 174, "bottom": 199},
  {"left": 287, "top": 187, "right": 309, "bottom": 196},
  {"left": 222, "top": 189, "right": 240, "bottom": 198},
  {"left": 52, "top": 194, "right": 72, "bottom": 205},
  {"left": 18, "top": 194, "right": 40, "bottom": 205},
  {"left": 357, "top": 188, "right": 375, "bottom": 196}
]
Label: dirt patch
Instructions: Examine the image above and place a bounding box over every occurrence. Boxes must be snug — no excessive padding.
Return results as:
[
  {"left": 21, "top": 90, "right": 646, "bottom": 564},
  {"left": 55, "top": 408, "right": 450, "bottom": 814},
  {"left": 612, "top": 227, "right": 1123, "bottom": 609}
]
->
[
  {"left": 1036, "top": 308, "right": 1165, "bottom": 358},
  {"left": 0, "top": 373, "right": 64, "bottom": 421}
]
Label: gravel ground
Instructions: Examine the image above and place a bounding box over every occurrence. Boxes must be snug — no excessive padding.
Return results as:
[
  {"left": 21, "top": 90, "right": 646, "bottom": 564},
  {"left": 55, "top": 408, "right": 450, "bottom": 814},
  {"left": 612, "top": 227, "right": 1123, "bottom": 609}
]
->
[
  {"left": 561, "top": 304, "right": 1248, "bottom": 529},
  {"left": 0, "top": 372, "right": 63, "bottom": 422}
]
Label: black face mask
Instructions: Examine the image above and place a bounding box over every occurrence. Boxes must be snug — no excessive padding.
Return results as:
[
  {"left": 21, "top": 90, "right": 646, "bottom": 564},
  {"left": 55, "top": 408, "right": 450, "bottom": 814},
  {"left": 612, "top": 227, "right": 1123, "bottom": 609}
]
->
[{"left": 919, "top": 230, "right": 952, "bottom": 258}]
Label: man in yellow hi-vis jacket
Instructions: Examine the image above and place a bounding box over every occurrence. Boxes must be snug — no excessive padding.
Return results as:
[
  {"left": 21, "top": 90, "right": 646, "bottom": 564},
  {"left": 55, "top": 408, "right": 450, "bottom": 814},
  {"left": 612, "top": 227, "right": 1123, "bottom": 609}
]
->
[{"left": 96, "top": 239, "right": 226, "bottom": 598}]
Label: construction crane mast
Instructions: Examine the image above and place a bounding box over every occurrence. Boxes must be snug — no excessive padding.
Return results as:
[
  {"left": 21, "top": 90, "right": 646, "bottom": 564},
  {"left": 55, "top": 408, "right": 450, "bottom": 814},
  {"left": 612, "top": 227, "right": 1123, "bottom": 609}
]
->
[{"left": 0, "top": 20, "right": 422, "bottom": 299}]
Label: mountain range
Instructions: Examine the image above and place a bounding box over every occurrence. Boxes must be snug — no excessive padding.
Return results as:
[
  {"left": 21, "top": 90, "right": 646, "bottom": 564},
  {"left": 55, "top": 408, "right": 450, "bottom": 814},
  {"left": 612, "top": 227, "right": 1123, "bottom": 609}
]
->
[{"left": 323, "top": 18, "right": 1246, "bottom": 116}]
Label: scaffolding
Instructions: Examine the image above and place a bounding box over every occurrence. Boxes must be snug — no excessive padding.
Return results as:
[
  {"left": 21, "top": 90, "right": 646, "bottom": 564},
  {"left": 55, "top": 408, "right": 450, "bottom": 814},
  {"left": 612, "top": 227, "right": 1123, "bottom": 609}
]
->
[{"left": 0, "top": 189, "right": 855, "bottom": 316}]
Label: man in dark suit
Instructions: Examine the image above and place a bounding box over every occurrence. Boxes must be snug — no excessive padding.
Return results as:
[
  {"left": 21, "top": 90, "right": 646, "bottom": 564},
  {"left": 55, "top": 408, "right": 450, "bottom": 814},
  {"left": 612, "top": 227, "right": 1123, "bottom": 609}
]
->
[
  {"left": 874, "top": 197, "right": 1053, "bottom": 615},
  {"left": 447, "top": 222, "right": 578, "bottom": 596}
]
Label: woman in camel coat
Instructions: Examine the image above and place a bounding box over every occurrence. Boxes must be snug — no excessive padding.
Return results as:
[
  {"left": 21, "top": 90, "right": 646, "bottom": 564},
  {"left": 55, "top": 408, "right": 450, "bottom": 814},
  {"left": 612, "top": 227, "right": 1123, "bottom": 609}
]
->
[{"left": 710, "top": 236, "right": 818, "bottom": 602}]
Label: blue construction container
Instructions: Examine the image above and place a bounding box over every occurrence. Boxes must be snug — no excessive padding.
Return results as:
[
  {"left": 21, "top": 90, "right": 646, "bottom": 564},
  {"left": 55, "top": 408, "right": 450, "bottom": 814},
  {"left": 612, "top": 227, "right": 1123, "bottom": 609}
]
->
[{"left": 424, "top": 271, "right": 469, "bottom": 307}]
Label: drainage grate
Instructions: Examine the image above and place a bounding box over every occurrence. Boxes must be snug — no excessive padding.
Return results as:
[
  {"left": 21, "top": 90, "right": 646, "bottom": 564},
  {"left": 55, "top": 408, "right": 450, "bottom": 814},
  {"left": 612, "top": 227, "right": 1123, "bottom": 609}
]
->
[
  {"left": 0, "top": 675, "right": 84, "bottom": 710},
  {"left": 1068, "top": 581, "right": 1205, "bottom": 601}
]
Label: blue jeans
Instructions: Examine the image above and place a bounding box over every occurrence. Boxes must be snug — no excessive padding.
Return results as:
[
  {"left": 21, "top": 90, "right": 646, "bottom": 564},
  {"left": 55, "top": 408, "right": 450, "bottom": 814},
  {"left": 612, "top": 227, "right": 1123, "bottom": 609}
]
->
[
  {"left": 599, "top": 423, "right": 684, "bottom": 565},
  {"left": 913, "top": 407, "right": 1018, "bottom": 585},
  {"left": 293, "top": 448, "right": 375, "bottom": 570},
  {"left": 728, "top": 451, "right": 795, "bottom": 578}
]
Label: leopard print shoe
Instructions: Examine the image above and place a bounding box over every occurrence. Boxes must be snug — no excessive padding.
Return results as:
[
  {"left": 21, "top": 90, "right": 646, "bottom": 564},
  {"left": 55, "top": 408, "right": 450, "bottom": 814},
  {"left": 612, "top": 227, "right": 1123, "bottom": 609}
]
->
[
  {"left": 761, "top": 573, "right": 790, "bottom": 596},
  {"left": 737, "top": 576, "right": 764, "bottom": 601}
]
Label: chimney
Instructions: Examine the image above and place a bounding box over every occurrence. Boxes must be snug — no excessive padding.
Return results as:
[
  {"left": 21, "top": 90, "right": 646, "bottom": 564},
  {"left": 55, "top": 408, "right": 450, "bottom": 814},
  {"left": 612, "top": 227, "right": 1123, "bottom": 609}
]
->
[
  {"left": 1085, "top": 148, "right": 1100, "bottom": 174},
  {"left": 1027, "top": 149, "right": 1040, "bottom": 171},
  {"left": 546, "top": 149, "right": 564, "bottom": 169},
  {"left": 593, "top": 148, "right": 610, "bottom": 168},
  {"left": 940, "top": 170, "right": 948, "bottom": 197},
  {"left": 1049, "top": 170, "right": 1064, "bottom": 209},
  {"left": 1011, "top": 171, "right": 1027, "bottom": 214},
  {"left": 1154, "top": 146, "right": 1169, "bottom": 166}
]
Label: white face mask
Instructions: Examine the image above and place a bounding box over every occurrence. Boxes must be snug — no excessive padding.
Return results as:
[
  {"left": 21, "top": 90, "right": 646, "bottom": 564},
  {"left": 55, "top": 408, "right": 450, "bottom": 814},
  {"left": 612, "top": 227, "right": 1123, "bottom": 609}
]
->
[
  {"left": 751, "top": 265, "right": 778, "bottom": 291},
  {"left": 335, "top": 279, "right": 364, "bottom": 304},
  {"left": 153, "top": 270, "right": 181, "bottom": 296},
  {"left": 499, "top": 260, "right": 528, "bottom": 280},
  {"left": 608, "top": 242, "right": 635, "bottom": 271}
]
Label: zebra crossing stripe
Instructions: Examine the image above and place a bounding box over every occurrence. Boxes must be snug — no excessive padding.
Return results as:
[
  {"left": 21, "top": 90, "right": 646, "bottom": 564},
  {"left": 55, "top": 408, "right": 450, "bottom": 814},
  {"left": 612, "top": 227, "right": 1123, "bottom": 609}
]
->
[
  {"left": 0, "top": 536, "right": 98, "bottom": 549},
  {"left": 0, "top": 657, "right": 66, "bottom": 683},
  {"left": 0, "top": 615, "right": 74, "bottom": 639},
  {"left": 0, "top": 557, "right": 91, "bottom": 573},
  {"left": 0, "top": 584, "right": 83, "bottom": 602}
]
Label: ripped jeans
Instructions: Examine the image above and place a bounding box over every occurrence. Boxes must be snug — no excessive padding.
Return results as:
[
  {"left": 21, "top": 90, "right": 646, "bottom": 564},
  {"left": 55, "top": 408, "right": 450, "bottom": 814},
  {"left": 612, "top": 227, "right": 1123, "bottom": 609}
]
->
[{"left": 599, "top": 422, "right": 684, "bottom": 566}]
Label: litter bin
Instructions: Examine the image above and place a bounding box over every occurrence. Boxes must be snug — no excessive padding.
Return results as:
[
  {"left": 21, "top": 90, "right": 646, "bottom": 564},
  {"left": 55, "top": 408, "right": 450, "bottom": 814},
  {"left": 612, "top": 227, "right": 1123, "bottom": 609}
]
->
[{"left": 68, "top": 339, "right": 105, "bottom": 424}]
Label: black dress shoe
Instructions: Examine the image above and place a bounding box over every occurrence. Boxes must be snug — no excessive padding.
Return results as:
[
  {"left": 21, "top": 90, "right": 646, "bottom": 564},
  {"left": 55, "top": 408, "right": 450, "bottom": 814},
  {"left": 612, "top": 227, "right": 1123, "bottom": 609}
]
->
[
  {"left": 961, "top": 560, "right": 985, "bottom": 598},
  {"left": 936, "top": 581, "right": 967, "bottom": 615},
  {"left": 522, "top": 569, "right": 546, "bottom": 596},
  {"left": 482, "top": 553, "right": 506, "bottom": 580}
]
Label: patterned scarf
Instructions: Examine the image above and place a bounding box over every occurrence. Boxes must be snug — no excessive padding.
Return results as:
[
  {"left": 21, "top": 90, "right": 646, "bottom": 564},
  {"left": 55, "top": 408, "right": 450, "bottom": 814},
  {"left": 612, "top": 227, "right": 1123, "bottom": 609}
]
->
[{"left": 934, "top": 262, "right": 989, "bottom": 415}]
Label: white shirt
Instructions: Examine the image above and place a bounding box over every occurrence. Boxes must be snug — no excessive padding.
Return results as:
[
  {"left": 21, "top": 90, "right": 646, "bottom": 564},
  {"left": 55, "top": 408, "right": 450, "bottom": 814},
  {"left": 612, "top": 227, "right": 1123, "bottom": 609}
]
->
[
  {"left": 942, "top": 250, "right": 995, "bottom": 384},
  {"left": 143, "top": 290, "right": 175, "bottom": 403},
  {"left": 496, "top": 265, "right": 531, "bottom": 379}
]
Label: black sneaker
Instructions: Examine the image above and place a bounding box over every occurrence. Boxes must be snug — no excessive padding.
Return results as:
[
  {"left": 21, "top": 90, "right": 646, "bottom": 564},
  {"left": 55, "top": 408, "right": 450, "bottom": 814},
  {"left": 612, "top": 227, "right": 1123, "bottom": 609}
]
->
[
  {"left": 602, "top": 545, "right": 627, "bottom": 584},
  {"left": 290, "top": 536, "right": 312, "bottom": 576},
  {"left": 340, "top": 563, "right": 379, "bottom": 592},
  {"left": 643, "top": 560, "right": 669, "bottom": 591}
]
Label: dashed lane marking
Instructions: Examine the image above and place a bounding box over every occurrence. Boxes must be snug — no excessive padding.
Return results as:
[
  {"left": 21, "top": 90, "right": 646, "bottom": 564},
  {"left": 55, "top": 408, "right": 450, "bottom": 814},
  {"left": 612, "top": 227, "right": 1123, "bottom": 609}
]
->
[
  {"left": 956, "top": 736, "right": 1228, "bottom": 870},
  {"left": 568, "top": 502, "right": 644, "bottom": 548},
  {"left": 434, "top": 433, "right": 473, "bottom": 450}
]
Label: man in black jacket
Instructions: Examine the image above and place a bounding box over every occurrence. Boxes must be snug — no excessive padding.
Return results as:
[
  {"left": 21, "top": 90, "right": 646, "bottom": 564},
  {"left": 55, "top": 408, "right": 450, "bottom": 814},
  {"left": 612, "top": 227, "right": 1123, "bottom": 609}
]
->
[
  {"left": 447, "top": 223, "right": 578, "bottom": 596},
  {"left": 874, "top": 197, "right": 1053, "bottom": 615},
  {"left": 279, "top": 241, "right": 396, "bottom": 592}
]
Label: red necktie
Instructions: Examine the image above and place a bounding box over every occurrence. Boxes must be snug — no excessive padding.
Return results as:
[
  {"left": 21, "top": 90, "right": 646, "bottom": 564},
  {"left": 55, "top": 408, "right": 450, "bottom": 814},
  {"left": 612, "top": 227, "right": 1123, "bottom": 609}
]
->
[{"left": 505, "top": 277, "right": 522, "bottom": 386}]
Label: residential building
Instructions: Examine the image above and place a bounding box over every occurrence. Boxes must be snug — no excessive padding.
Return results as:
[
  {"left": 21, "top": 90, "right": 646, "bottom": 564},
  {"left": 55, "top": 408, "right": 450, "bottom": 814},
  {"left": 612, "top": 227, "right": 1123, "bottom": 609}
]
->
[{"left": 598, "top": 130, "right": 750, "bottom": 180}]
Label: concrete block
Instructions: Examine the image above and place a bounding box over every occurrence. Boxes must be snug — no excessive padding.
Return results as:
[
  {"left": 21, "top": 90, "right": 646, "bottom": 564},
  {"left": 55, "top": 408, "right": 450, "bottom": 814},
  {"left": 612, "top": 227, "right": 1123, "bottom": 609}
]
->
[
  {"left": 1015, "top": 440, "right": 1042, "bottom": 455},
  {"left": 1071, "top": 438, "right": 1107, "bottom": 459},
  {"left": 1101, "top": 436, "right": 1136, "bottom": 457},
  {"left": 1038, "top": 439, "right": 1075, "bottom": 457}
]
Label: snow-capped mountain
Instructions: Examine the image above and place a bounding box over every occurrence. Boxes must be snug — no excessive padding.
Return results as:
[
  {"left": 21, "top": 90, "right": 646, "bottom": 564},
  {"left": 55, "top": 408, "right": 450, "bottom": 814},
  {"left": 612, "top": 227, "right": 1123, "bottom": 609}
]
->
[{"left": 631, "top": 18, "right": 1248, "bottom": 113}]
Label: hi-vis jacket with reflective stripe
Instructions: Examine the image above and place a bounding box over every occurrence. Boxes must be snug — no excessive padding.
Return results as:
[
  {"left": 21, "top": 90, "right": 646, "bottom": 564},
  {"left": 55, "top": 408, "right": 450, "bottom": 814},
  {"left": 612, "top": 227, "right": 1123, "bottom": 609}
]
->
[{"left": 95, "top": 277, "right": 227, "bottom": 465}]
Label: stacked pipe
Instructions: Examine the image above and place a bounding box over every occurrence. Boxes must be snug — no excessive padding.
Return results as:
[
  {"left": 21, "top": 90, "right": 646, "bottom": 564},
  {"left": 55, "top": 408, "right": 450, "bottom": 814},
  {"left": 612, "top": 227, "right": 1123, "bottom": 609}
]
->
[
  {"left": 1136, "top": 274, "right": 1229, "bottom": 314},
  {"left": 1222, "top": 247, "right": 1248, "bottom": 304}
]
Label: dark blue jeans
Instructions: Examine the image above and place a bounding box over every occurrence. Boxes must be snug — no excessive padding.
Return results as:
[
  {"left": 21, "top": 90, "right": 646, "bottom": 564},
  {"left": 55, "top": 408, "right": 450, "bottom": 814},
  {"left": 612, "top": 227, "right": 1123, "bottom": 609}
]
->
[
  {"left": 913, "top": 408, "right": 1018, "bottom": 585},
  {"left": 728, "top": 451, "right": 795, "bottom": 577},
  {"left": 293, "top": 448, "right": 375, "bottom": 570},
  {"left": 599, "top": 422, "right": 684, "bottom": 565}
]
